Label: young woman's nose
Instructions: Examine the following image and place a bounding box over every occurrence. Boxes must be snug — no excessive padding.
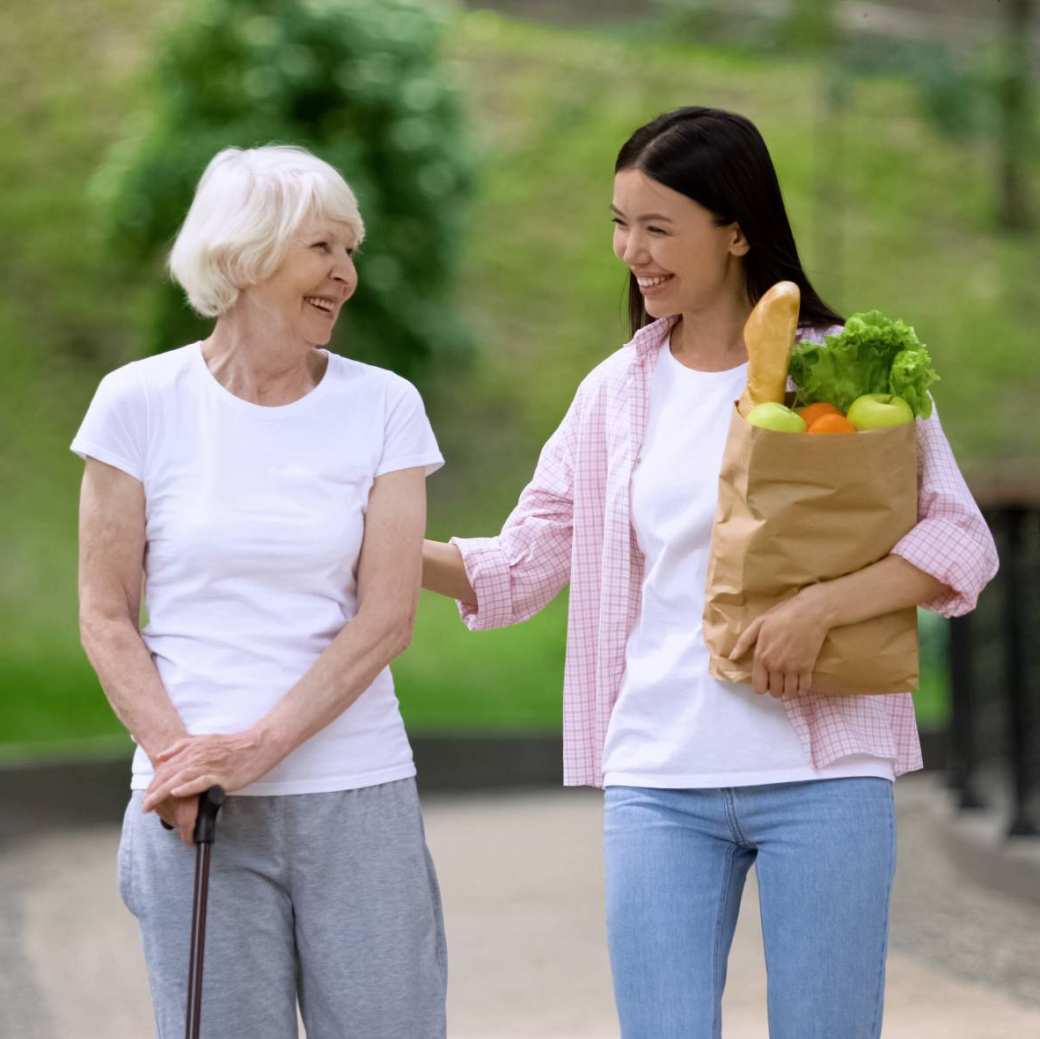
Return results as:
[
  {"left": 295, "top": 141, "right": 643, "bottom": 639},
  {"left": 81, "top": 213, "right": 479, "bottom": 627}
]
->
[{"left": 620, "top": 229, "right": 649, "bottom": 266}]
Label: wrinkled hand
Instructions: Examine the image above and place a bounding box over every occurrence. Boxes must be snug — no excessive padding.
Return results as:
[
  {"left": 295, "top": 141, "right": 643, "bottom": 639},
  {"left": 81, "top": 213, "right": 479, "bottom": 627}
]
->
[
  {"left": 729, "top": 589, "right": 829, "bottom": 698},
  {"left": 142, "top": 732, "right": 269, "bottom": 815},
  {"left": 153, "top": 794, "right": 200, "bottom": 848}
]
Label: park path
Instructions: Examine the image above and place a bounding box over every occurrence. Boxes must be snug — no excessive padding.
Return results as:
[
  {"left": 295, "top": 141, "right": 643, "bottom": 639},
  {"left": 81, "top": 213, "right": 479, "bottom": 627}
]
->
[{"left": 3, "top": 776, "right": 1040, "bottom": 1037}]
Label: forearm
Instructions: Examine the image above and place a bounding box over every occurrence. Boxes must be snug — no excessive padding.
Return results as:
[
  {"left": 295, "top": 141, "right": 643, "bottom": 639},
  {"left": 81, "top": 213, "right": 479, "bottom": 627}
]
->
[
  {"left": 247, "top": 606, "right": 415, "bottom": 771},
  {"left": 80, "top": 616, "right": 187, "bottom": 759},
  {"left": 422, "top": 538, "right": 475, "bottom": 603},
  {"left": 803, "top": 554, "right": 950, "bottom": 630}
]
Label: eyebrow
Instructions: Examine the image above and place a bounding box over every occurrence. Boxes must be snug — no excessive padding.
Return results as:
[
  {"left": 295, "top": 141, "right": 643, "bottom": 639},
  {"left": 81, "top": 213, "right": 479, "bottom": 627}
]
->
[{"left": 610, "top": 205, "right": 674, "bottom": 222}]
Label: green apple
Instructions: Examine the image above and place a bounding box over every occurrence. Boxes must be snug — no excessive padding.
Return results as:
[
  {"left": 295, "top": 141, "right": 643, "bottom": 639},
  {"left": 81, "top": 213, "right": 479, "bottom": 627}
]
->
[
  {"left": 846, "top": 393, "right": 914, "bottom": 430},
  {"left": 746, "top": 402, "right": 807, "bottom": 433}
]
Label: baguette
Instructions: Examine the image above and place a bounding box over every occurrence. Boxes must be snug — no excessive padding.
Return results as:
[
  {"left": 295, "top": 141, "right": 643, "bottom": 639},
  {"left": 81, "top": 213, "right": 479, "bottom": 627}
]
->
[{"left": 737, "top": 281, "right": 801, "bottom": 417}]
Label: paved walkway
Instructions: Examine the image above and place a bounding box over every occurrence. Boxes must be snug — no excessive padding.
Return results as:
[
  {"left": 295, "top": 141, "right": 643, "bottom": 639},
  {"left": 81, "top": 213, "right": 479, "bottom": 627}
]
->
[{"left": 2, "top": 775, "right": 1040, "bottom": 1037}]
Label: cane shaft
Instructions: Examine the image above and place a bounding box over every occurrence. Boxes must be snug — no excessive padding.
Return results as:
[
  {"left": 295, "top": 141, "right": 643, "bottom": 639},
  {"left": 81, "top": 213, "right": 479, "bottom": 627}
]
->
[{"left": 185, "top": 840, "right": 213, "bottom": 1039}]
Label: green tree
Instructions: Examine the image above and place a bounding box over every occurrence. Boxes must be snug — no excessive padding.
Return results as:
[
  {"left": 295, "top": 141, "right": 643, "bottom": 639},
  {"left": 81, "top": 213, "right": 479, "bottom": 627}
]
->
[{"left": 94, "top": 0, "right": 475, "bottom": 380}]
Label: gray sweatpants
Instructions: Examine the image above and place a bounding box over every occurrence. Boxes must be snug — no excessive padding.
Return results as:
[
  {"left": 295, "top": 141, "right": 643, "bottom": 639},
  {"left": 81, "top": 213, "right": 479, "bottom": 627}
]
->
[{"left": 118, "top": 778, "right": 447, "bottom": 1038}]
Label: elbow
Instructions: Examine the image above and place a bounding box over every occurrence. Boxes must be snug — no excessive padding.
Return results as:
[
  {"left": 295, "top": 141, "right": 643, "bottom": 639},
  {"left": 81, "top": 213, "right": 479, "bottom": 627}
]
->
[
  {"left": 78, "top": 610, "right": 106, "bottom": 662},
  {"left": 78, "top": 609, "right": 134, "bottom": 666},
  {"left": 382, "top": 609, "right": 416, "bottom": 660}
]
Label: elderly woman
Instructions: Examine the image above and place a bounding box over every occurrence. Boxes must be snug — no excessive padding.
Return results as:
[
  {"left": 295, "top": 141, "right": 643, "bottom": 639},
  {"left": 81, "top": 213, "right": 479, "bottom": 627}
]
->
[{"left": 73, "top": 145, "right": 447, "bottom": 1038}]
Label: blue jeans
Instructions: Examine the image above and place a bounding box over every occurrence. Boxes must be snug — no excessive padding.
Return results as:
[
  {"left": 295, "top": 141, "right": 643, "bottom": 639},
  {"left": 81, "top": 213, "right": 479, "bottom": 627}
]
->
[{"left": 604, "top": 779, "right": 896, "bottom": 1039}]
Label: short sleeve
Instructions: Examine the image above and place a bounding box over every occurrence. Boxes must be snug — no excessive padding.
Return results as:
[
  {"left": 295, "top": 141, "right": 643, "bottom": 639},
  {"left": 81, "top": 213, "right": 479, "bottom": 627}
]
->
[
  {"left": 70, "top": 364, "right": 148, "bottom": 482},
  {"left": 376, "top": 376, "right": 444, "bottom": 477}
]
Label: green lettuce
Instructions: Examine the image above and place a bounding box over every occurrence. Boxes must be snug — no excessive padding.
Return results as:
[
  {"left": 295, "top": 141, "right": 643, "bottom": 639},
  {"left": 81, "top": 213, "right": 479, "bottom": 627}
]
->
[{"left": 790, "top": 310, "right": 940, "bottom": 418}]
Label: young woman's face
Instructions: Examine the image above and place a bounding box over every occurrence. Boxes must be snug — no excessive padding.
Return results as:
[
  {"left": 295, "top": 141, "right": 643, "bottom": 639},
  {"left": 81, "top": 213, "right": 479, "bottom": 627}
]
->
[
  {"left": 244, "top": 216, "right": 359, "bottom": 347},
  {"left": 611, "top": 168, "right": 748, "bottom": 318}
]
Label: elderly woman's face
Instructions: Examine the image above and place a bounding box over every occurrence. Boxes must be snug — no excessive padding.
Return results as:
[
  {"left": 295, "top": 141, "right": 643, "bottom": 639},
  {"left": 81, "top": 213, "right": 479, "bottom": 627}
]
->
[{"left": 247, "top": 217, "right": 359, "bottom": 347}]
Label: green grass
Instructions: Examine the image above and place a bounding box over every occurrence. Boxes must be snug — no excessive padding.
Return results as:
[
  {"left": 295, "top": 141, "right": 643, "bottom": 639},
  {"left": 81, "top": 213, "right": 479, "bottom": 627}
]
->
[{"left": 3, "top": 3, "right": 1022, "bottom": 751}]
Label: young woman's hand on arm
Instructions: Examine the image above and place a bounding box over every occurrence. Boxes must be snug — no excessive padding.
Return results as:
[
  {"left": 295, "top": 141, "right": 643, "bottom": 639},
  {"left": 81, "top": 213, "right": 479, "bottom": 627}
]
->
[
  {"left": 422, "top": 539, "right": 475, "bottom": 604},
  {"left": 142, "top": 466, "right": 427, "bottom": 818},
  {"left": 78, "top": 459, "right": 199, "bottom": 844}
]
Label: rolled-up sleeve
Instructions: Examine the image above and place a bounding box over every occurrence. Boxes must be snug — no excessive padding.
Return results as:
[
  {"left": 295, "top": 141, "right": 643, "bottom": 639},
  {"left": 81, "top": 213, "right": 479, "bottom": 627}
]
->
[
  {"left": 450, "top": 393, "right": 579, "bottom": 631},
  {"left": 890, "top": 404, "right": 999, "bottom": 616}
]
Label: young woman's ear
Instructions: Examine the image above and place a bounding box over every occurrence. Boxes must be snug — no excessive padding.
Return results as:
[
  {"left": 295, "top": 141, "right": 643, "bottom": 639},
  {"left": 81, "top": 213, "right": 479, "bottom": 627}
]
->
[{"left": 729, "top": 224, "right": 750, "bottom": 257}]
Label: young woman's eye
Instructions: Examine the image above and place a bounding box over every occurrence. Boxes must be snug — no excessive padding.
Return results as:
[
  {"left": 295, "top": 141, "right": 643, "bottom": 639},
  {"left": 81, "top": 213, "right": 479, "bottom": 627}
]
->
[
  {"left": 611, "top": 217, "right": 626, "bottom": 228},
  {"left": 648, "top": 226, "right": 668, "bottom": 236}
]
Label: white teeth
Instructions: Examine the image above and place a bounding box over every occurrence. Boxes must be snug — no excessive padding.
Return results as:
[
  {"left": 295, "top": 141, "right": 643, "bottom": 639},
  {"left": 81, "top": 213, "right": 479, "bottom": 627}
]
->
[
  {"left": 636, "top": 274, "right": 671, "bottom": 288},
  {"left": 305, "top": 296, "right": 334, "bottom": 312}
]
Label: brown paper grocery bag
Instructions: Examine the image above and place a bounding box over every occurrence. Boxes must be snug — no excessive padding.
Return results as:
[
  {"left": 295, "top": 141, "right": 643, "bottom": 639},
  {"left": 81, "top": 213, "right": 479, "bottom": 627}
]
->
[{"left": 703, "top": 404, "right": 919, "bottom": 695}]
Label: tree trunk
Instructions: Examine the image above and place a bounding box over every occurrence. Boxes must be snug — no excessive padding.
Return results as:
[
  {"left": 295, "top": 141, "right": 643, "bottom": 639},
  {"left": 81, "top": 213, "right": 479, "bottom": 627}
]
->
[{"left": 998, "top": 0, "right": 1036, "bottom": 231}]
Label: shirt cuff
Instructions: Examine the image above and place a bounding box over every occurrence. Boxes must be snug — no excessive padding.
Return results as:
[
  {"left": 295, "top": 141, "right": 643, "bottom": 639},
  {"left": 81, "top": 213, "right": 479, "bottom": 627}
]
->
[
  {"left": 891, "top": 519, "right": 999, "bottom": 618},
  {"left": 449, "top": 536, "right": 514, "bottom": 630}
]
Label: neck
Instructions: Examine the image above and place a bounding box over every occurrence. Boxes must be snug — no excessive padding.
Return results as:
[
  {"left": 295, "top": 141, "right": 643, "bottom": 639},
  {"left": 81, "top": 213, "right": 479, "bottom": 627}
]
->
[
  {"left": 669, "top": 283, "right": 752, "bottom": 373},
  {"left": 203, "top": 311, "right": 325, "bottom": 406}
]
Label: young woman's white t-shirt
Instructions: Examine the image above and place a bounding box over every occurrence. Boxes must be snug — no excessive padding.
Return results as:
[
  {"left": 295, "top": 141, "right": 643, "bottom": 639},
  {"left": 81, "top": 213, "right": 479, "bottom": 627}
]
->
[
  {"left": 602, "top": 344, "right": 895, "bottom": 788},
  {"left": 72, "top": 343, "right": 443, "bottom": 795}
]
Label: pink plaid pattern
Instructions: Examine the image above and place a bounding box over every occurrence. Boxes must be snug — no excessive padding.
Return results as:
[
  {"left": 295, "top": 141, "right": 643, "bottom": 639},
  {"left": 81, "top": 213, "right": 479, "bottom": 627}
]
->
[{"left": 453, "top": 318, "right": 999, "bottom": 787}]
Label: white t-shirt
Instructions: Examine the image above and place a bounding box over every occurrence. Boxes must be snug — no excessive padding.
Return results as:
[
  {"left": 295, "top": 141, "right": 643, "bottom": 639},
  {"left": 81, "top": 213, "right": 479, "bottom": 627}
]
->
[
  {"left": 602, "top": 344, "right": 894, "bottom": 788},
  {"left": 71, "top": 343, "right": 443, "bottom": 795}
]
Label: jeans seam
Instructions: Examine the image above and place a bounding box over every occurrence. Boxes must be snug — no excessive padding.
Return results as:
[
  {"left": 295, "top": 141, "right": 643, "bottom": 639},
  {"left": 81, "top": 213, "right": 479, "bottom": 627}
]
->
[
  {"left": 722, "top": 789, "right": 751, "bottom": 847},
  {"left": 713, "top": 845, "right": 738, "bottom": 1039},
  {"left": 869, "top": 793, "right": 896, "bottom": 1038}
]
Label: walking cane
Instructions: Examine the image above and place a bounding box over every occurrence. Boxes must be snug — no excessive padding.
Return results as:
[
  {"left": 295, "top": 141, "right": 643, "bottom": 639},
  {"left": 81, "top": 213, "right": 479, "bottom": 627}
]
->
[{"left": 185, "top": 786, "right": 226, "bottom": 1039}]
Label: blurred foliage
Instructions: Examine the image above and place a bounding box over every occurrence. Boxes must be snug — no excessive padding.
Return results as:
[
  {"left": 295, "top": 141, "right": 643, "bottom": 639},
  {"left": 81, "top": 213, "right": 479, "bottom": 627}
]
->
[
  {"left": 7, "top": 3, "right": 1038, "bottom": 748},
  {"left": 652, "top": 0, "right": 1036, "bottom": 178},
  {"left": 92, "top": 0, "right": 476, "bottom": 381}
]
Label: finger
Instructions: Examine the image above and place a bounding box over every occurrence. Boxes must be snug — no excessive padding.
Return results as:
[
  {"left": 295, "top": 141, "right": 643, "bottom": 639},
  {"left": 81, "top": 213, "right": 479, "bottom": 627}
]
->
[
  {"left": 731, "top": 618, "right": 763, "bottom": 661},
  {"left": 768, "top": 670, "right": 785, "bottom": 698},
  {"left": 143, "top": 775, "right": 192, "bottom": 812},
  {"left": 798, "top": 671, "right": 814, "bottom": 695},
  {"left": 752, "top": 656, "right": 769, "bottom": 695},
  {"left": 154, "top": 738, "right": 191, "bottom": 763},
  {"left": 784, "top": 672, "right": 800, "bottom": 698},
  {"left": 172, "top": 775, "right": 218, "bottom": 799}
]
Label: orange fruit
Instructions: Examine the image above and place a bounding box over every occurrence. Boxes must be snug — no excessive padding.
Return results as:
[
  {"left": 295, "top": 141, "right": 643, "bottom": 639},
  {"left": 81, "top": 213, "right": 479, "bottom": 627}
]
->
[
  {"left": 797, "top": 402, "right": 842, "bottom": 426},
  {"left": 808, "top": 413, "right": 857, "bottom": 435}
]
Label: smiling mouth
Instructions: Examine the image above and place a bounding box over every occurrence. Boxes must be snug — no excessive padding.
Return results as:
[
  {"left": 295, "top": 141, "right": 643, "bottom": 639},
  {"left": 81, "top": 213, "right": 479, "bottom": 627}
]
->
[
  {"left": 304, "top": 295, "right": 336, "bottom": 316},
  {"left": 635, "top": 274, "right": 674, "bottom": 292}
]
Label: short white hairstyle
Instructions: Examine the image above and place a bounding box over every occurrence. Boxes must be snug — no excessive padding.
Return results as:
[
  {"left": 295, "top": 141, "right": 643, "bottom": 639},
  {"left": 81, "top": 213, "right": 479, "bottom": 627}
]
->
[{"left": 169, "top": 145, "right": 365, "bottom": 317}]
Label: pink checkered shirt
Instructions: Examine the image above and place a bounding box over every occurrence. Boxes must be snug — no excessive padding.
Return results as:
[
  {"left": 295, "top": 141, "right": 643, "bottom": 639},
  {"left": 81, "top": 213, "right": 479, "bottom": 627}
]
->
[{"left": 452, "top": 317, "right": 1000, "bottom": 787}]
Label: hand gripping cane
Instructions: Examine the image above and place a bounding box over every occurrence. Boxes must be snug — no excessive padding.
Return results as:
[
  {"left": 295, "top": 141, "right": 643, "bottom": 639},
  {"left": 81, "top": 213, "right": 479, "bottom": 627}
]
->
[{"left": 185, "top": 786, "right": 226, "bottom": 1039}]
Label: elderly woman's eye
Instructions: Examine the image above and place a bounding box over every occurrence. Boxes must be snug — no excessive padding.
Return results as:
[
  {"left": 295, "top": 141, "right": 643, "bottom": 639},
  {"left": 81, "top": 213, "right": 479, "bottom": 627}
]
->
[{"left": 312, "top": 241, "right": 330, "bottom": 252}]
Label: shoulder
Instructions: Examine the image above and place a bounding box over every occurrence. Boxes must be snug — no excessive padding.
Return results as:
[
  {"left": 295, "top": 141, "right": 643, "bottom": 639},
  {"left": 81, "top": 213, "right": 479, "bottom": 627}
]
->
[
  {"left": 98, "top": 344, "right": 197, "bottom": 398},
  {"left": 573, "top": 318, "right": 671, "bottom": 402},
  {"left": 326, "top": 353, "right": 421, "bottom": 402}
]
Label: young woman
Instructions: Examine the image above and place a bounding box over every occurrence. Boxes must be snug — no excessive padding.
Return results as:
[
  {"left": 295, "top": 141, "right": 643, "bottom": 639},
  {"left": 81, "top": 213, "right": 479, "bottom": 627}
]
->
[{"left": 422, "top": 107, "right": 998, "bottom": 1038}]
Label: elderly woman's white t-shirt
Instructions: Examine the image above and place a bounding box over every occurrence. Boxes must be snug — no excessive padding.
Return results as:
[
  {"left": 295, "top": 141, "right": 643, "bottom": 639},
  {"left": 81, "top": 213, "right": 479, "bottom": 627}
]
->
[{"left": 71, "top": 343, "right": 443, "bottom": 795}]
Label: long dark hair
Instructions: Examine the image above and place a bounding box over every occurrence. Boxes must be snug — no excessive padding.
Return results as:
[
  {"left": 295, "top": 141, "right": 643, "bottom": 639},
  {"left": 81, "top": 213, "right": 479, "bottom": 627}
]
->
[{"left": 615, "top": 106, "right": 843, "bottom": 337}]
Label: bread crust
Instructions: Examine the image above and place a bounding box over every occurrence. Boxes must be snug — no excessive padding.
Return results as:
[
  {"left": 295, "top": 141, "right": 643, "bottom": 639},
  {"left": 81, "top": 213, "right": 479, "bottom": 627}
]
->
[{"left": 738, "top": 281, "right": 801, "bottom": 417}]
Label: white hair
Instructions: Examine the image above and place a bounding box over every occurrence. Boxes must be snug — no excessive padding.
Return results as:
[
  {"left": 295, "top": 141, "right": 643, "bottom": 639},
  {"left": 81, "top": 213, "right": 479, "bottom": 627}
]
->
[{"left": 168, "top": 145, "right": 365, "bottom": 317}]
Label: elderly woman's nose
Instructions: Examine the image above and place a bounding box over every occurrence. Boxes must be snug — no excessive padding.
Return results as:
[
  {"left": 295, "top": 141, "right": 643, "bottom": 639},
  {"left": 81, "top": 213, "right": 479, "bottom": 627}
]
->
[{"left": 330, "top": 253, "right": 356, "bottom": 282}]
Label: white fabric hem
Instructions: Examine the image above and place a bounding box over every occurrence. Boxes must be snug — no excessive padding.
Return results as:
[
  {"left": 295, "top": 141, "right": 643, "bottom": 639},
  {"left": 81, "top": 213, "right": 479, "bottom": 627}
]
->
[
  {"left": 130, "top": 761, "right": 418, "bottom": 797},
  {"left": 70, "top": 439, "right": 143, "bottom": 482},
  {"left": 603, "top": 760, "right": 896, "bottom": 789}
]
